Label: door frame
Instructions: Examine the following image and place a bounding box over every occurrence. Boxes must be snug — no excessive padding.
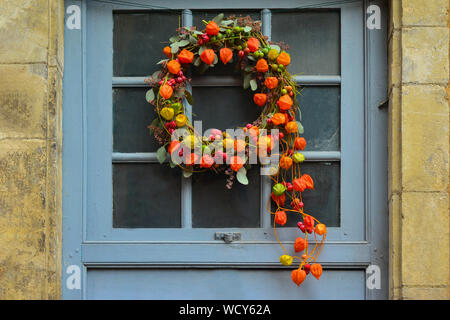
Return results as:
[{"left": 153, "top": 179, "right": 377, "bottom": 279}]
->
[{"left": 62, "top": 0, "right": 388, "bottom": 299}]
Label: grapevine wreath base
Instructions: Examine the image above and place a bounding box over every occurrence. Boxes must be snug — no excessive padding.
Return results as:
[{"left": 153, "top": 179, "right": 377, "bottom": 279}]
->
[{"left": 145, "top": 14, "right": 327, "bottom": 287}]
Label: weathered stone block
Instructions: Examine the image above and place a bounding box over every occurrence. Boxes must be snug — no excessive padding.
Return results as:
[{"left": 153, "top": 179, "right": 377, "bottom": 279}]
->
[
  {"left": 402, "top": 287, "right": 449, "bottom": 300},
  {"left": 0, "top": 0, "right": 49, "bottom": 63},
  {"left": 402, "top": 27, "right": 449, "bottom": 84},
  {"left": 0, "top": 140, "right": 48, "bottom": 299},
  {"left": 0, "top": 64, "right": 48, "bottom": 139},
  {"left": 402, "top": 0, "right": 448, "bottom": 27},
  {"left": 401, "top": 94, "right": 449, "bottom": 191},
  {"left": 401, "top": 192, "right": 449, "bottom": 287}
]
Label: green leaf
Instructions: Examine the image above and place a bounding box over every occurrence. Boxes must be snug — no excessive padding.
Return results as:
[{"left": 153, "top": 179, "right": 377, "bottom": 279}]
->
[
  {"left": 243, "top": 73, "right": 252, "bottom": 89},
  {"left": 169, "top": 35, "right": 180, "bottom": 43},
  {"left": 193, "top": 56, "right": 201, "bottom": 67},
  {"left": 156, "top": 146, "right": 167, "bottom": 164},
  {"left": 243, "top": 26, "right": 252, "bottom": 33},
  {"left": 183, "top": 170, "right": 193, "bottom": 178},
  {"left": 244, "top": 66, "right": 253, "bottom": 72},
  {"left": 177, "top": 39, "right": 190, "bottom": 47},
  {"left": 249, "top": 79, "right": 258, "bottom": 91},
  {"left": 198, "top": 46, "right": 206, "bottom": 55},
  {"left": 212, "top": 13, "right": 224, "bottom": 24},
  {"left": 145, "top": 89, "right": 155, "bottom": 103},
  {"left": 148, "top": 118, "right": 160, "bottom": 135},
  {"left": 189, "top": 35, "right": 197, "bottom": 44},
  {"left": 220, "top": 20, "right": 234, "bottom": 26},
  {"left": 247, "top": 55, "right": 255, "bottom": 61},
  {"left": 156, "top": 59, "right": 168, "bottom": 65},
  {"left": 236, "top": 168, "right": 249, "bottom": 185},
  {"left": 151, "top": 70, "right": 161, "bottom": 79},
  {"left": 170, "top": 42, "right": 179, "bottom": 53},
  {"left": 296, "top": 121, "right": 304, "bottom": 134},
  {"left": 184, "top": 90, "right": 194, "bottom": 105},
  {"left": 169, "top": 159, "right": 177, "bottom": 168}
]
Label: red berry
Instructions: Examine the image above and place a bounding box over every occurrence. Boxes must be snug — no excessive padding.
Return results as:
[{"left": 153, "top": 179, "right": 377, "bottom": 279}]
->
[
  {"left": 279, "top": 132, "right": 284, "bottom": 139},
  {"left": 304, "top": 264, "right": 311, "bottom": 275},
  {"left": 209, "top": 135, "right": 215, "bottom": 141},
  {"left": 307, "top": 227, "right": 313, "bottom": 234},
  {"left": 244, "top": 48, "right": 250, "bottom": 54},
  {"left": 299, "top": 201, "right": 304, "bottom": 208},
  {"left": 238, "top": 50, "right": 245, "bottom": 58},
  {"left": 177, "top": 71, "right": 183, "bottom": 77},
  {"left": 182, "top": 76, "right": 187, "bottom": 81},
  {"left": 176, "top": 77, "right": 183, "bottom": 83},
  {"left": 198, "top": 39, "right": 204, "bottom": 45},
  {"left": 287, "top": 183, "right": 293, "bottom": 192},
  {"left": 158, "top": 80, "right": 164, "bottom": 85},
  {"left": 246, "top": 123, "right": 253, "bottom": 129},
  {"left": 267, "top": 118, "right": 272, "bottom": 124},
  {"left": 168, "top": 128, "right": 174, "bottom": 134},
  {"left": 300, "top": 225, "right": 306, "bottom": 233},
  {"left": 289, "top": 91, "right": 294, "bottom": 97},
  {"left": 297, "top": 222, "right": 303, "bottom": 229},
  {"left": 178, "top": 149, "right": 184, "bottom": 157}
]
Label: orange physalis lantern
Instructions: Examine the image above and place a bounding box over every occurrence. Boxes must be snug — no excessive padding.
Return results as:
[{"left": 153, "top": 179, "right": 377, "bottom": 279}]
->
[
  {"left": 293, "top": 178, "right": 306, "bottom": 192},
  {"left": 291, "top": 269, "right": 306, "bottom": 286},
  {"left": 256, "top": 59, "right": 269, "bottom": 73},
  {"left": 167, "top": 60, "right": 181, "bottom": 74},
  {"left": 220, "top": 48, "right": 233, "bottom": 65},
  {"left": 271, "top": 192, "right": 286, "bottom": 206},
  {"left": 304, "top": 215, "right": 314, "bottom": 229},
  {"left": 200, "top": 155, "right": 214, "bottom": 168},
  {"left": 294, "top": 237, "right": 307, "bottom": 252},
  {"left": 271, "top": 113, "right": 286, "bottom": 126},
  {"left": 257, "top": 136, "right": 273, "bottom": 151},
  {"left": 310, "top": 264, "right": 323, "bottom": 280},
  {"left": 279, "top": 156, "right": 293, "bottom": 170},
  {"left": 277, "top": 51, "right": 291, "bottom": 66},
  {"left": 253, "top": 93, "right": 267, "bottom": 107},
  {"left": 163, "top": 46, "right": 172, "bottom": 58},
  {"left": 247, "top": 37, "right": 260, "bottom": 53},
  {"left": 178, "top": 49, "right": 194, "bottom": 64},
  {"left": 230, "top": 155, "right": 244, "bottom": 172},
  {"left": 285, "top": 121, "right": 297, "bottom": 134},
  {"left": 278, "top": 94, "right": 293, "bottom": 110},
  {"left": 315, "top": 224, "right": 327, "bottom": 236},
  {"left": 294, "top": 137, "right": 307, "bottom": 150},
  {"left": 234, "top": 139, "right": 246, "bottom": 152},
  {"left": 274, "top": 211, "right": 287, "bottom": 226},
  {"left": 264, "top": 77, "right": 278, "bottom": 89},
  {"left": 206, "top": 21, "right": 220, "bottom": 35},
  {"left": 201, "top": 49, "right": 216, "bottom": 65},
  {"left": 168, "top": 141, "right": 181, "bottom": 155},
  {"left": 159, "top": 84, "right": 173, "bottom": 99},
  {"left": 301, "top": 174, "right": 314, "bottom": 190}
]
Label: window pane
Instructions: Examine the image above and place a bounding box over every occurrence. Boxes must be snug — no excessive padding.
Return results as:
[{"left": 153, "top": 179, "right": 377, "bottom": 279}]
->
[
  {"left": 272, "top": 10, "right": 340, "bottom": 75},
  {"left": 113, "top": 88, "right": 159, "bottom": 153},
  {"left": 297, "top": 86, "right": 341, "bottom": 151},
  {"left": 113, "top": 12, "right": 180, "bottom": 76},
  {"left": 192, "top": 10, "right": 260, "bottom": 77},
  {"left": 192, "top": 86, "right": 261, "bottom": 130},
  {"left": 113, "top": 164, "right": 181, "bottom": 228},
  {"left": 272, "top": 162, "right": 340, "bottom": 227},
  {"left": 192, "top": 167, "right": 260, "bottom": 228}
]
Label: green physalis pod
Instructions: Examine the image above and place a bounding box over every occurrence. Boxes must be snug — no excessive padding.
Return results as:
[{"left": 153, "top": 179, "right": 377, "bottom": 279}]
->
[
  {"left": 293, "top": 153, "right": 305, "bottom": 164},
  {"left": 272, "top": 183, "right": 286, "bottom": 196}
]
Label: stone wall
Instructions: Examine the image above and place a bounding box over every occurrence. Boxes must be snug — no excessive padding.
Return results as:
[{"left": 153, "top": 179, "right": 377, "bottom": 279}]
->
[
  {"left": 0, "top": 0, "right": 64, "bottom": 299},
  {"left": 388, "top": 0, "right": 450, "bottom": 299}
]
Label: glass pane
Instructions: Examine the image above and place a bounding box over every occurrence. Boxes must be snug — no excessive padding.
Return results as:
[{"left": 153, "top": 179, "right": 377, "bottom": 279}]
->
[
  {"left": 113, "top": 88, "right": 160, "bottom": 153},
  {"left": 297, "top": 86, "right": 341, "bottom": 151},
  {"left": 113, "top": 12, "right": 180, "bottom": 76},
  {"left": 113, "top": 164, "right": 181, "bottom": 228},
  {"left": 271, "top": 10, "right": 340, "bottom": 75},
  {"left": 271, "top": 162, "right": 340, "bottom": 227},
  {"left": 192, "top": 86, "right": 261, "bottom": 130},
  {"left": 192, "top": 167, "right": 260, "bottom": 228},
  {"left": 192, "top": 10, "right": 260, "bottom": 77}
]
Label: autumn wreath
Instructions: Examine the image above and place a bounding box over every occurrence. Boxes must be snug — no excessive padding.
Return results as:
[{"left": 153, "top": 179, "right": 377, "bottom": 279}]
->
[{"left": 145, "top": 14, "right": 326, "bottom": 287}]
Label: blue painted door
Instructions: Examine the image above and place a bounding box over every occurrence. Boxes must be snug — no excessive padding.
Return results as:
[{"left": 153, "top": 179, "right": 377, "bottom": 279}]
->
[{"left": 63, "top": 0, "right": 388, "bottom": 299}]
